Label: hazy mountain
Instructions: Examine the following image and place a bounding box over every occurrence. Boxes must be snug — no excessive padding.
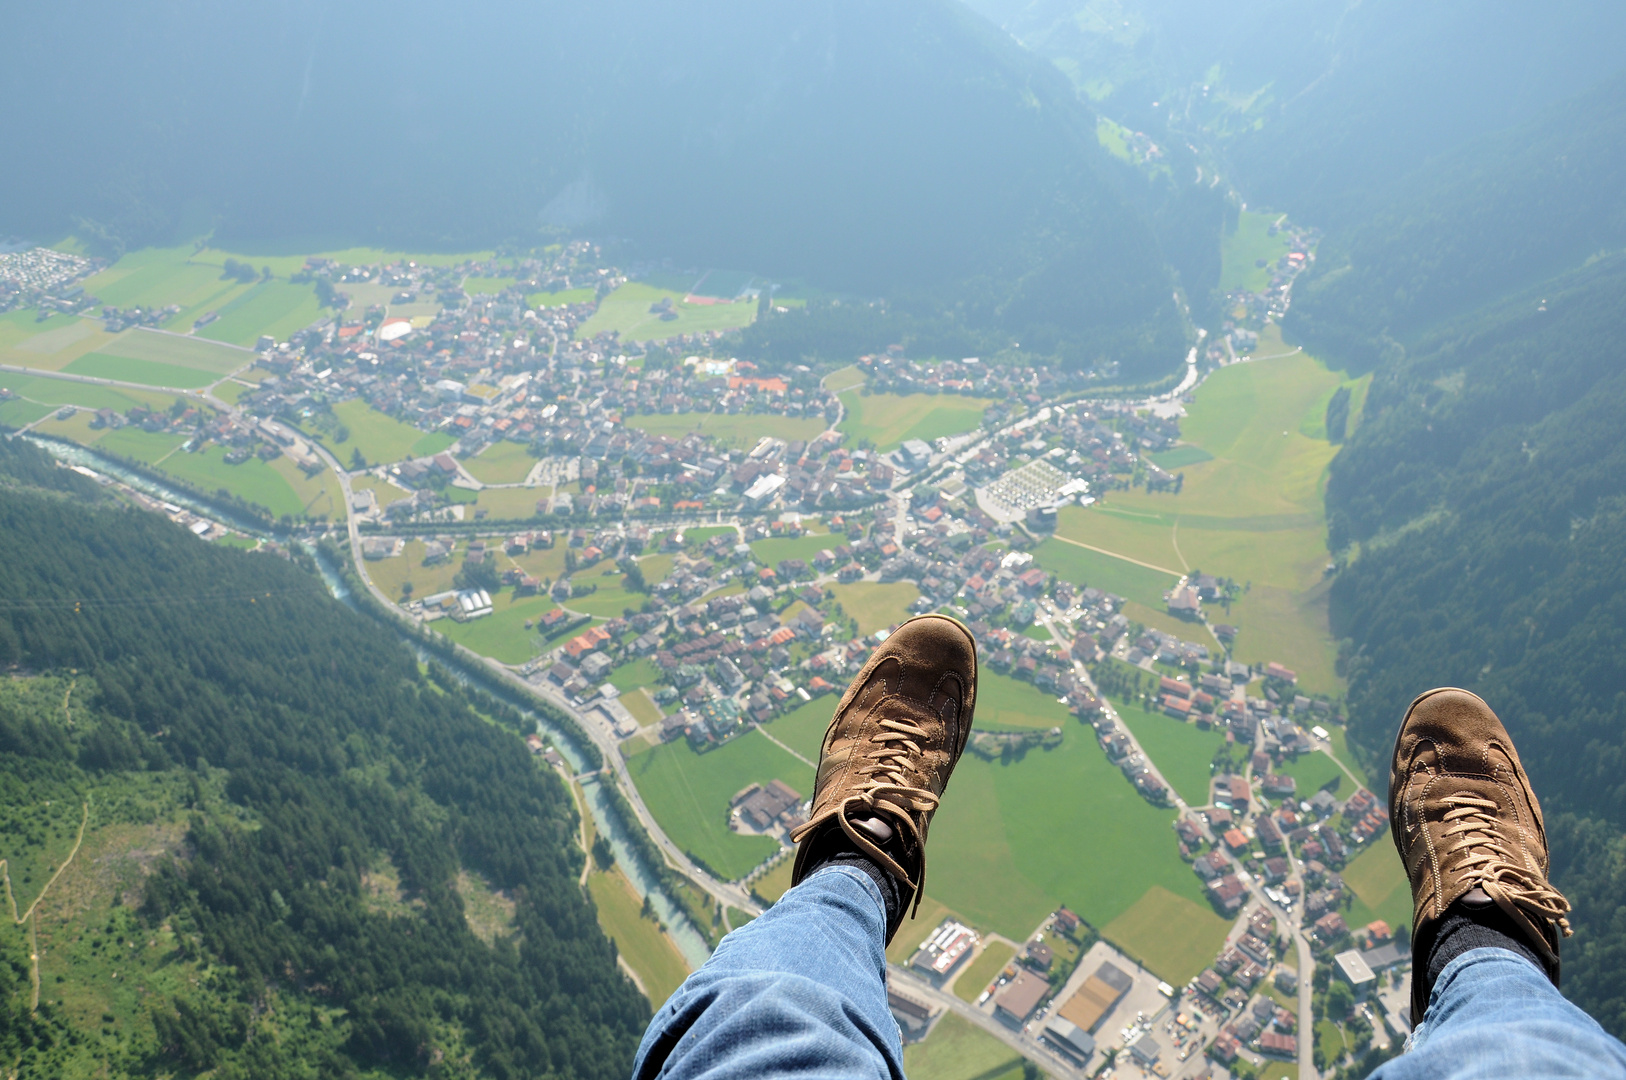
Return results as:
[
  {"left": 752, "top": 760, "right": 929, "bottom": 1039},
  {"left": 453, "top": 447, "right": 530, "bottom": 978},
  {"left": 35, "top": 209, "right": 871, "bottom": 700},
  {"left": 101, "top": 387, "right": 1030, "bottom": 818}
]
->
[
  {"left": 1, "top": 0, "right": 1196, "bottom": 376},
  {"left": 965, "top": 0, "right": 1626, "bottom": 220}
]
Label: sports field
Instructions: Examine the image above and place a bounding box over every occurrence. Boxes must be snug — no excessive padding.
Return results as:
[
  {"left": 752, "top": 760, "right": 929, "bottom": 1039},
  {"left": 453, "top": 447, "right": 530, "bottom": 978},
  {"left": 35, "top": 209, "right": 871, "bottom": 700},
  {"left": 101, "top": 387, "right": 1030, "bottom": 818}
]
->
[
  {"left": 836, "top": 389, "right": 990, "bottom": 451},
  {"left": 827, "top": 582, "right": 920, "bottom": 636},
  {"left": 624, "top": 729, "right": 812, "bottom": 881},
  {"left": 587, "top": 867, "right": 690, "bottom": 1008},
  {"left": 1220, "top": 210, "right": 1294, "bottom": 294},
  {"left": 464, "top": 441, "right": 540, "bottom": 484},
  {"left": 318, "top": 399, "right": 454, "bottom": 466},
  {"left": 1053, "top": 350, "right": 1366, "bottom": 693},
  {"left": 1102, "top": 884, "right": 1233, "bottom": 985},
  {"left": 625, "top": 411, "right": 827, "bottom": 450},
  {"left": 902, "top": 1013, "right": 1030, "bottom": 1080},
  {"left": 1114, "top": 702, "right": 1225, "bottom": 806},
  {"left": 576, "top": 282, "right": 757, "bottom": 343}
]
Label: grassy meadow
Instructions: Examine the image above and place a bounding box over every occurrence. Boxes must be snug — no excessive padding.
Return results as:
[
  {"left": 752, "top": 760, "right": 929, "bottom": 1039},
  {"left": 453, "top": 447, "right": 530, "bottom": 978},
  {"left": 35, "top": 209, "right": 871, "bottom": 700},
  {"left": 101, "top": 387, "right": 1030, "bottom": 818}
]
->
[
  {"left": 828, "top": 581, "right": 920, "bottom": 635},
  {"left": 1102, "top": 884, "right": 1234, "bottom": 985},
  {"left": 836, "top": 389, "right": 991, "bottom": 451},
  {"left": 1114, "top": 702, "right": 1225, "bottom": 806},
  {"left": 952, "top": 941, "right": 1015, "bottom": 1003},
  {"left": 902, "top": 1013, "right": 1031, "bottom": 1080},
  {"left": 623, "top": 729, "right": 812, "bottom": 881},
  {"left": 625, "top": 411, "right": 827, "bottom": 451},
  {"left": 1220, "top": 210, "right": 1295, "bottom": 294},
  {"left": 587, "top": 866, "right": 690, "bottom": 1008},
  {"left": 1053, "top": 347, "right": 1370, "bottom": 693},
  {"left": 464, "top": 440, "right": 541, "bottom": 484},
  {"left": 317, "top": 399, "right": 454, "bottom": 466},
  {"left": 576, "top": 282, "right": 757, "bottom": 343}
]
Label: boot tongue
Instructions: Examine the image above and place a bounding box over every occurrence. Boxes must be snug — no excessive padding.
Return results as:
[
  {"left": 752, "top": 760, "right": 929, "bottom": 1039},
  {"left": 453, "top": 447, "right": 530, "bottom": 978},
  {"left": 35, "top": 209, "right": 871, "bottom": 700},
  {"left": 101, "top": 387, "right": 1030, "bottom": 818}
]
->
[
  {"left": 1461, "top": 886, "right": 1494, "bottom": 908},
  {"left": 849, "top": 814, "right": 895, "bottom": 845}
]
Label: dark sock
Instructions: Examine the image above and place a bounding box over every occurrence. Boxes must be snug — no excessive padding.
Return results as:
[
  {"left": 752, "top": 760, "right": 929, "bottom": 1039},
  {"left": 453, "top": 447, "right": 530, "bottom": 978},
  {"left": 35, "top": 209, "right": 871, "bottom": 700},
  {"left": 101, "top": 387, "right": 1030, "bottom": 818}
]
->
[
  {"left": 1424, "top": 892, "right": 1547, "bottom": 1002},
  {"left": 802, "top": 816, "right": 912, "bottom": 940}
]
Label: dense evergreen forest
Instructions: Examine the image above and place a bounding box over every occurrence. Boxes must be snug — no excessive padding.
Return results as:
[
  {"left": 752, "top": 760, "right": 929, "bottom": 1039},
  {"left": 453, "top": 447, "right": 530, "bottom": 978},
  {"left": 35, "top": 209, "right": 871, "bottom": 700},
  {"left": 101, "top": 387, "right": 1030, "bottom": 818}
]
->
[
  {"left": 0, "top": 439, "right": 648, "bottom": 1077},
  {"left": 1308, "top": 116, "right": 1626, "bottom": 1031}
]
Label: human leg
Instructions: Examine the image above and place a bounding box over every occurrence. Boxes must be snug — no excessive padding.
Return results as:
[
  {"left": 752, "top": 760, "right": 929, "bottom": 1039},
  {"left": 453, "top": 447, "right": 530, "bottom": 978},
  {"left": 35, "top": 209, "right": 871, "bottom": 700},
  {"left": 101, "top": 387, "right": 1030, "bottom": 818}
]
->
[
  {"left": 633, "top": 615, "right": 979, "bottom": 1080},
  {"left": 1370, "top": 947, "right": 1626, "bottom": 1079},
  {"left": 1380, "top": 687, "right": 1626, "bottom": 1078}
]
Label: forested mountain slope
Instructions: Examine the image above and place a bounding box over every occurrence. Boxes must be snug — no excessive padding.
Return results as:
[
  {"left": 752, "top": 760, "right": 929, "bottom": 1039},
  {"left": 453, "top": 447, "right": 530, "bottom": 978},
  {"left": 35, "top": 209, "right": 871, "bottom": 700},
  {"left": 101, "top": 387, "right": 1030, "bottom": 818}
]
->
[
  {"left": 1289, "top": 71, "right": 1626, "bottom": 371},
  {"left": 0, "top": 439, "right": 647, "bottom": 1077},
  {"left": 1320, "top": 219, "right": 1626, "bottom": 1034},
  {"left": 967, "top": 0, "right": 1626, "bottom": 224},
  {"left": 1, "top": 0, "right": 1189, "bottom": 377}
]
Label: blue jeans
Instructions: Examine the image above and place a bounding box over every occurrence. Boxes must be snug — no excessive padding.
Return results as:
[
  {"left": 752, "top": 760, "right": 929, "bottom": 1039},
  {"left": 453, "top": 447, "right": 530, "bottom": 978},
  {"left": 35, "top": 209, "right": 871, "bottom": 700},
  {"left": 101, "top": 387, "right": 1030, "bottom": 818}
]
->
[
  {"left": 635, "top": 870, "right": 1626, "bottom": 1080},
  {"left": 1373, "top": 947, "right": 1626, "bottom": 1079}
]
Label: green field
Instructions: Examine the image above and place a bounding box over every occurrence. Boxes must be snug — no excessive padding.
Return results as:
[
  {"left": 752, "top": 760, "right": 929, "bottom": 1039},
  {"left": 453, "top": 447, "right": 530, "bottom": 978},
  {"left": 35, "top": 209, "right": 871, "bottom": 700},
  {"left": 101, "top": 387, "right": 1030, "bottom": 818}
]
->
[
  {"left": 836, "top": 389, "right": 991, "bottom": 451},
  {"left": 1033, "top": 535, "right": 1179, "bottom": 609},
  {"left": 94, "top": 426, "right": 186, "bottom": 464},
  {"left": 317, "top": 399, "right": 455, "bottom": 466},
  {"left": 576, "top": 282, "right": 757, "bottom": 343},
  {"left": 1342, "top": 841, "right": 1412, "bottom": 935},
  {"left": 367, "top": 539, "right": 467, "bottom": 600},
  {"left": 1114, "top": 702, "right": 1225, "bottom": 806},
  {"left": 925, "top": 716, "right": 1205, "bottom": 941},
  {"left": 435, "top": 587, "right": 562, "bottom": 664},
  {"left": 828, "top": 582, "right": 921, "bottom": 636},
  {"left": 624, "top": 729, "right": 812, "bottom": 881},
  {"left": 749, "top": 532, "right": 840, "bottom": 570},
  {"left": 464, "top": 275, "right": 516, "bottom": 295},
  {"left": 974, "top": 671, "right": 1073, "bottom": 731},
  {"left": 65, "top": 353, "right": 219, "bottom": 388},
  {"left": 1277, "top": 750, "right": 1345, "bottom": 798},
  {"left": 1149, "top": 445, "right": 1215, "bottom": 469},
  {"left": 608, "top": 658, "right": 663, "bottom": 696},
  {"left": 1054, "top": 348, "right": 1363, "bottom": 693},
  {"left": 529, "top": 287, "right": 596, "bottom": 308},
  {"left": 0, "top": 398, "right": 52, "bottom": 428},
  {"left": 161, "top": 446, "right": 335, "bottom": 520},
  {"left": 1103, "top": 884, "right": 1234, "bottom": 984},
  {"left": 625, "top": 411, "right": 828, "bottom": 451},
  {"left": 902, "top": 1013, "right": 1030, "bottom": 1080},
  {"left": 761, "top": 697, "right": 835, "bottom": 763},
  {"left": 464, "top": 440, "right": 540, "bottom": 483},
  {"left": 196, "top": 280, "right": 324, "bottom": 348},
  {"left": 952, "top": 941, "right": 1015, "bottom": 1003},
  {"left": 1220, "top": 210, "right": 1295, "bottom": 294},
  {"left": 587, "top": 867, "right": 690, "bottom": 1008},
  {"left": 752, "top": 856, "right": 797, "bottom": 904},
  {"left": 470, "top": 486, "right": 549, "bottom": 520}
]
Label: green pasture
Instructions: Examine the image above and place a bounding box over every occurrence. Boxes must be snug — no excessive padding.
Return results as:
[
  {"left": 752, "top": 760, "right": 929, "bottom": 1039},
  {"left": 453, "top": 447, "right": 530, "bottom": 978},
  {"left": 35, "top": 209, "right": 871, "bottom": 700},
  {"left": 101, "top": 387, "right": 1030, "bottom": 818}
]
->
[
  {"left": 529, "top": 287, "right": 596, "bottom": 308},
  {"left": 836, "top": 390, "right": 990, "bottom": 451},
  {"left": 5, "top": 374, "right": 186, "bottom": 419},
  {"left": 903, "top": 1012, "right": 1030, "bottom": 1080},
  {"left": 625, "top": 411, "right": 827, "bottom": 451},
  {"left": 1342, "top": 841, "right": 1412, "bottom": 935},
  {"left": 762, "top": 697, "right": 836, "bottom": 763},
  {"left": 953, "top": 941, "right": 1016, "bottom": 1002},
  {"left": 435, "top": 588, "right": 562, "bottom": 664},
  {"left": 464, "top": 275, "right": 516, "bottom": 295},
  {"left": 752, "top": 856, "right": 797, "bottom": 905},
  {"left": 464, "top": 440, "right": 540, "bottom": 484},
  {"left": 1220, "top": 210, "right": 1294, "bottom": 294},
  {"left": 1033, "top": 534, "right": 1178, "bottom": 608},
  {"left": 367, "top": 539, "right": 466, "bottom": 601},
  {"left": 1277, "top": 750, "right": 1345, "bottom": 798},
  {"left": 0, "top": 314, "right": 118, "bottom": 371},
  {"left": 470, "top": 486, "right": 548, "bottom": 520},
  {"left": 1328, "top": 726, "right": 1371, "bottom": 790},
  {"left": 1097, "top": 117, "right": 1133, "bottom": 162},
  {"left": 1148, "top": 445, "right": 1214, "bottom": 469},
  {"left": 196, "top": 280, "right": 324, "bottom": 348},
  {"left": 925, "top": 716, "right": 1203, "bottom": 941},
  {"left": 624, "top": 729, "right": 812, "bottom": 881},
  {"left": 158, "top": 446, "right": 311, "bottom": 519},
  {"left": 568, "top": 569, "right": 648, "bottom": 619},
  {"left": 576, "top": 282, "right": 757, "bottom": 343},
  {"left": 1103, "top": 884, "right": 1233, "bottom": 985},
  {"left": 1115, "top": 702, "right": 1225, "bottom": 806},
  {"left": 973, "top": 671, "right": 1072, "bottom": 732},
  {"left": 65, "top": 354, "right": 217, "bottom": 389},
  {"left": 608, "top": 658, "right": 663, "bottom": 696},
  {"left": 1053, "top": 351, "right": 1360, "bottom": 692},
  {"left": 319, "top": 399, "right": 454, "bottom": 465},
  {"left": 95, "top": 427, "right": 186, "bottom": 465},
  {"left": 750, "top": 532, "right": 841, "bottom": 570},
  {"left": 0, "top": 399, "right": 51, "bottom": 428},
  {"left": 827, "top": 581, "right": 920, "bottom": 635}
]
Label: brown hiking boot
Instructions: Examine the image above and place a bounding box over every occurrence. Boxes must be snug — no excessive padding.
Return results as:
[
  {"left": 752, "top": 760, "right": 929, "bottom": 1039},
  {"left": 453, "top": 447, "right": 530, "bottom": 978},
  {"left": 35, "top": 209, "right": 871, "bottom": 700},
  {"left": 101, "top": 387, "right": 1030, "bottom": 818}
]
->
[
  {"left": 1390, "top": 687, "right": 1572, "bottom": 1021},
  {"left": 788, "top": 614, "right": 977, "bottom": 938}
]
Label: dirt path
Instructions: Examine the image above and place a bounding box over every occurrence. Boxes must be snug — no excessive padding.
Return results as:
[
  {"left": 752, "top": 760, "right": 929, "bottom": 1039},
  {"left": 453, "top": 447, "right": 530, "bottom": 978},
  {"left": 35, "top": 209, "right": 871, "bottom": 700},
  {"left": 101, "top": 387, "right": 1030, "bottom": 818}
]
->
[{"left": 0, "top": 799, "right": 91, "bottom": 1012}]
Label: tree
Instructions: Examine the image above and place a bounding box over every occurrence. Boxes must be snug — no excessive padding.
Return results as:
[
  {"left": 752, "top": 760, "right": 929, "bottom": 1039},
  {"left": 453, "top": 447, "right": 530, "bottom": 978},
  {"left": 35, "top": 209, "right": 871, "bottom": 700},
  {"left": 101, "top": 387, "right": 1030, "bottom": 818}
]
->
[
  {"left": 1327, "top": 979, "right": 1355, "bottom": 1020},
  {"left": 349, "top": 448, "right": 367, "bottom": 470}
]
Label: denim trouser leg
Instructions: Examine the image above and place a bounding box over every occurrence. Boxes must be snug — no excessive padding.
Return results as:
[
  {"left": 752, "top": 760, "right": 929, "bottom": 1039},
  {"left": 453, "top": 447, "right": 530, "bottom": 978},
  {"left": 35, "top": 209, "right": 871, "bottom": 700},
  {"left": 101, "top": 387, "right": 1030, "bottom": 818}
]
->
[
  {"left": 633, "top": 865, "right": 902, "bottom": 1080},
  {"left": 1371, "top": 948, "right": 1626, "bottom": 1079}
]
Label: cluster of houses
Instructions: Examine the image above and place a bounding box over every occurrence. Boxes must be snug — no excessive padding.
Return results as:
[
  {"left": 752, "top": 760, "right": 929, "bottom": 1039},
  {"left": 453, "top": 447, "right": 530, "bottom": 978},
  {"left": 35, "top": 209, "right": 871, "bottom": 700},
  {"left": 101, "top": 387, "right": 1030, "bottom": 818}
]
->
[{"left": 0, "top": 246, "right": 102, "bottom": 315}]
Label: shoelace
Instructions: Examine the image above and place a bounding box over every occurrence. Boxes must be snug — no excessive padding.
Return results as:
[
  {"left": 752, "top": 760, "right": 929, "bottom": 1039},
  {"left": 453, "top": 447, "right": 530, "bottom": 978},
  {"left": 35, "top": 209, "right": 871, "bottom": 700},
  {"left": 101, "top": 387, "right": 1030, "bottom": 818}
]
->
[
  {"left": 1441, "top": 792, "right": 1572, "bottom": 937},
  {"left": 790, "top": 708, "right": 940, "bottom": 914}
]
